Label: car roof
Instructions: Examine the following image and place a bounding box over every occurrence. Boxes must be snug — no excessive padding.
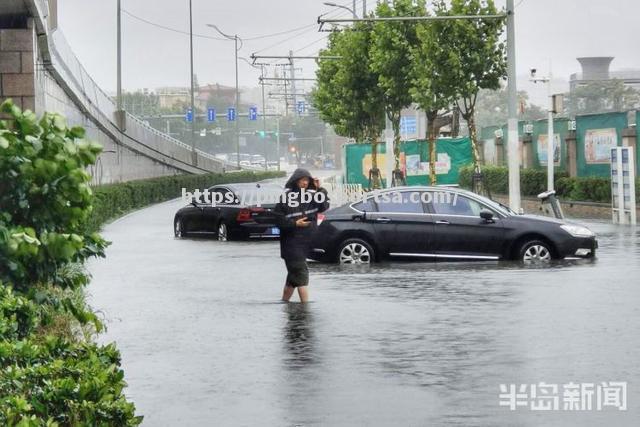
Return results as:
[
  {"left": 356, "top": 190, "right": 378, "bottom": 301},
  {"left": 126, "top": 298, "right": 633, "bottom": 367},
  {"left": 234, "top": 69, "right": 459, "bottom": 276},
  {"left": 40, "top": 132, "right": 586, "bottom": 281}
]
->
[{"left": 212, "top": 182, "right": 283, "bottom": 192}]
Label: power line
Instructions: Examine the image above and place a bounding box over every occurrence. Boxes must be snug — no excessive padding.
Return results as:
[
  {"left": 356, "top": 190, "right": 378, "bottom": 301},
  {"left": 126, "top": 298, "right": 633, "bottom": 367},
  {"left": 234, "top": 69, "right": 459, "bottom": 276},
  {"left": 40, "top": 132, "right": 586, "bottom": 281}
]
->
[
  {"left": 243, "top": 24, "right": 318, "bottom": 41},
  {"left": 251, "top": 0, "right": 363, "bottom": 56},
  {"left": 122, "top": 9, "right": 228, "bottom": 41},
  {"left": 294, "top": 34, "right": 331, "bottom": 54}
]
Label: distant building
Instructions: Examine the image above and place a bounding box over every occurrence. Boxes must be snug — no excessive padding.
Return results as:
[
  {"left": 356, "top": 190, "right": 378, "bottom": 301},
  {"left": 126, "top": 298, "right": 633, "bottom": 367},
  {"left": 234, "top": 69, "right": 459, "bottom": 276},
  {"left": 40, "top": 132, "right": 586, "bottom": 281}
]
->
[
  {"left": 195, "top": 83, "right": 236, "bottom": 109},
  {"left": 156, "top": 87, "right": 189, "bottom": 110},
  {"left": 570, "top": 57, "right": 640, "bottom": 91}
]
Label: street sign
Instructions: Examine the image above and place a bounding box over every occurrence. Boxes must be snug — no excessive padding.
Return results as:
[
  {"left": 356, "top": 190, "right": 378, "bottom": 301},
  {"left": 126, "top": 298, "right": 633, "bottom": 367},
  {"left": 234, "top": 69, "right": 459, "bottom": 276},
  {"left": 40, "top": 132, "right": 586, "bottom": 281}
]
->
[
  {"left": 207, "top": 108, "right": 216, "bottom": 122},
  {"left": 400, "top": 116, "right": 417, "bottom": 136},
  {"left": 611, "top": 146, "right": 636, "bottom": 224},
  {"left": 296, "top": 101, "right": 305, "bottom": 115},
  {"left": 185, "top": 108, "right": 193, "bottom": 123},
  {"left": 249, "top": 106, "right": 258, "bottom": 121},
  {"left": 227, "top": 107, "right": 236, "bottom": 121}
]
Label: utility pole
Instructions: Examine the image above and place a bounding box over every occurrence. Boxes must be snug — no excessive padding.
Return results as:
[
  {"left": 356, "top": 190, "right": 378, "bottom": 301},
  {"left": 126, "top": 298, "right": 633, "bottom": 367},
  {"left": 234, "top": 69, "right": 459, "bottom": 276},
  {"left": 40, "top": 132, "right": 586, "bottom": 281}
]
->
[
  {"left": 363, "top": 0, "right": 366, "bottom": 17},
  {"left": 276, "top": 117, "right": 281, "bottom": 171},
  {"left": 116, "top": 0, "right": 122, "bottom": 112},
  {"left": 189, "top": 0, "right": 197, "bottom": 166},
  {"left": 115, "top": 0, "right": 126, "bottom": 131},
  {"left": 506, "top": 0, "right": 520, "bottom": 212},
  {"left": 234, "top": 34, "right": 240, "bottom": 169},
  {"left": 260, "top": 63, "right": 268, "bottom": 170},
  {"left": 546, "top": 68, "right": 555, "bottom": 192},
  {"left": 289, "top": 50, "right": 297, "bottom": 116}
]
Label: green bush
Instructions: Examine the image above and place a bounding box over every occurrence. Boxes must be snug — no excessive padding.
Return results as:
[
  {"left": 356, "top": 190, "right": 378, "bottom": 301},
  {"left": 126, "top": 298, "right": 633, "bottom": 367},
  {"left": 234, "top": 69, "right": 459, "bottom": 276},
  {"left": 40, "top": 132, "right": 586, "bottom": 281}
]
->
[
  {"left": 0, "top": 99, "right": 285, "bottom": 425},
  {"left": 87, "top": 170, "right": 284, "bottom": 232},
  {"left": 0, "top": 100, "right": 139, "bottom": 425},
  {"left": 460, "top": 165, "right": 639, "bottom": 203}
]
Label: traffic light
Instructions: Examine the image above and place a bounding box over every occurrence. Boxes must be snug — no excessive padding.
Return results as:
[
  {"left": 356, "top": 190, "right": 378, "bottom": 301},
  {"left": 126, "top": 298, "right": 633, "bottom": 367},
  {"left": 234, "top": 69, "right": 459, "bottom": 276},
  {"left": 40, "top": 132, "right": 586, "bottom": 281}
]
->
[{"left": 254, "top": 130, "right": 278, "bottom": 138}]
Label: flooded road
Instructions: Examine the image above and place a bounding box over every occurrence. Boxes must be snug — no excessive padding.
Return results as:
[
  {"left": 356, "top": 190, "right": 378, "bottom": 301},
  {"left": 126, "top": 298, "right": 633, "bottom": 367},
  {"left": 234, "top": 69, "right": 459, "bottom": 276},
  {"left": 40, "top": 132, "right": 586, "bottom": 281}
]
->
[{"left": 87, "top": 198, "right": 640, "bottom": 426}]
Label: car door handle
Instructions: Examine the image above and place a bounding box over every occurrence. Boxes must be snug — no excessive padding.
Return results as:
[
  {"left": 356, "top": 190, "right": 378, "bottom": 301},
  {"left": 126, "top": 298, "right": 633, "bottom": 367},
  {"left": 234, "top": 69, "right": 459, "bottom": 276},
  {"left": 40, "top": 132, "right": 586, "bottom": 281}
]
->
[
  {"left": 436, "top": 220, "right": 450, "bottom": 225},
  {"left": 376, "top": 217, "right": 392, "bottom": 223}
]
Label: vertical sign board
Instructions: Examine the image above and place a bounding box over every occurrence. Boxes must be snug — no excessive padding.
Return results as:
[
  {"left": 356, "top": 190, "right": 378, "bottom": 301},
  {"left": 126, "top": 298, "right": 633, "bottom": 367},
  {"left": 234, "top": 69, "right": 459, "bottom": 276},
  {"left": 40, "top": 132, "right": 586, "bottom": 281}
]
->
[
  {"left": 297, "top": 101, "right": 305, "bottom": 116},
  {"left": 249, "top": 106, "right": 258, "bottom": 121},
  {"left": 185, "top": 108, "right": 193, "bottom": 123},
  {"left": 207, "top": 108, "right": 216, "bottom": 122},
  {"left": 611, "top": 147, "right": 636, "bottom": 225},
  {"left": 400, "top": 116, "right": 418, "bottom": 140},
  {"left": 227, "top": 107, "right": 236, "bottom": 122}
]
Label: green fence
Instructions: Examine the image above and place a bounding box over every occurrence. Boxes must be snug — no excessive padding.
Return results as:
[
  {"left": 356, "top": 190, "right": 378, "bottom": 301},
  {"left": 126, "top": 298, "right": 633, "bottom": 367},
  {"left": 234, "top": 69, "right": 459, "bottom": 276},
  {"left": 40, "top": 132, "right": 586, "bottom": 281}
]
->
[
  {"left": 576, "top": 112, "right": 627, "bottom": 177},
  {"left": 480, "top": 111, "right": 632, "bottom": 178},
  {"left": 344, "top": 137, "right": 473, "bottom": 187},
  {"left": 531, "top": 117, "right": 570, "bottom": 171}
]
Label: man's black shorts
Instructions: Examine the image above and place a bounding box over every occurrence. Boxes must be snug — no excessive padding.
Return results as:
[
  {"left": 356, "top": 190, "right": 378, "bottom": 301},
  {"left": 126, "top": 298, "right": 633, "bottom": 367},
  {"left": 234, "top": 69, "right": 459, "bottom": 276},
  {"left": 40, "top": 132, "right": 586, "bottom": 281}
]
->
[{"left": 285, "top": 260, "right": 309, "bottom": 287}]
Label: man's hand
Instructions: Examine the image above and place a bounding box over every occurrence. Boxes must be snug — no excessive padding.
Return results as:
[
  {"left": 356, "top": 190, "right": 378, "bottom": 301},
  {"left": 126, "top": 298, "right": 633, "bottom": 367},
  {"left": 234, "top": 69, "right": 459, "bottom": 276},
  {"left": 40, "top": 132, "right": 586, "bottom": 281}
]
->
[{"left": 295, "top": 217, "right": 311, "bottom": 227}]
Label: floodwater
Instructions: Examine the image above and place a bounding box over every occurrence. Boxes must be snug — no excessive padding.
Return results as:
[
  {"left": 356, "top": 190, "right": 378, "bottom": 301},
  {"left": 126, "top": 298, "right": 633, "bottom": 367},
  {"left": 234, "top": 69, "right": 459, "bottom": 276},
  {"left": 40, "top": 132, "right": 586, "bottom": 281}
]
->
[{"left": 87, "top": 198, "right": 640, "bottom": 426}]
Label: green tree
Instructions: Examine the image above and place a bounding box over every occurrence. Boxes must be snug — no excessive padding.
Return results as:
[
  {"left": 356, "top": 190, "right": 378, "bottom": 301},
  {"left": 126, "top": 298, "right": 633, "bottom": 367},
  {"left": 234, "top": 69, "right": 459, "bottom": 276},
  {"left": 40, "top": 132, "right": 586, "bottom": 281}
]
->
[
  {"left": 370, "top": 0, "right": 426, "bottom": 184},
  {"left": 429, "top": 0, "right": 507, "bottom": 172},
  {"left": 121, "top": 90, "right": 160, "bottom": 117},
  {"left": 410, "top": 9, "right": 457, "bottom": 184},
  {"left": 475, "top": 87, "right": 546, "bottom": 128},
  {"left": 313, "top": 23, "right": 386, "bottom": 188},
  {"left": 565, "top": 79, "right": 640, "bottom": 116}
]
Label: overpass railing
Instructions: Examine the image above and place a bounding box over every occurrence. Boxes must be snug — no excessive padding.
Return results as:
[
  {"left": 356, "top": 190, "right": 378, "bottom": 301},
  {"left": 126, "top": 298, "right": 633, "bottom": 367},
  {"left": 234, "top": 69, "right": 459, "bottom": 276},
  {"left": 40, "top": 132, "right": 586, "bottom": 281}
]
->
[{"left": 44, "top": 26, "right": 234, "bottom": 170}]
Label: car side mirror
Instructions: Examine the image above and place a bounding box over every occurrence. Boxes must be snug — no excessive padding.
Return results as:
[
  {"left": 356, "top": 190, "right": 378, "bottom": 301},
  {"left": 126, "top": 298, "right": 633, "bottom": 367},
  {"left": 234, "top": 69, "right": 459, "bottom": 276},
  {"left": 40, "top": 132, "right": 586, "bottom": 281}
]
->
[
  {"left": 480, "top": 210, "right": 494, "bottom": 222},
  {"left": 352, "top": 210, "right": 366, "bottom": 221}
]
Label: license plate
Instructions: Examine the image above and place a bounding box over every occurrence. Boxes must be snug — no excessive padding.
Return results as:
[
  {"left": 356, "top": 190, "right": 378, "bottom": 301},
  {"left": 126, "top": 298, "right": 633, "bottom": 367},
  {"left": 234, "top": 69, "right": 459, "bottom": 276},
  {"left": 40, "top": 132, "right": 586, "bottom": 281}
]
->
[{"left": 270, "top": 227, "right": 280, "bottom": 235}]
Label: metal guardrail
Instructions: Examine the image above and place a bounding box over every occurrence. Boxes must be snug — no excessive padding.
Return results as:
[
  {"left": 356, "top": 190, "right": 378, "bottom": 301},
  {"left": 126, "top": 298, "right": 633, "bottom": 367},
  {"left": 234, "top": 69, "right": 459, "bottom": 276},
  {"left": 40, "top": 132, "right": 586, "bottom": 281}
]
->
[{"left": 44, "top": 28, "right": 241, "bottom": 171}]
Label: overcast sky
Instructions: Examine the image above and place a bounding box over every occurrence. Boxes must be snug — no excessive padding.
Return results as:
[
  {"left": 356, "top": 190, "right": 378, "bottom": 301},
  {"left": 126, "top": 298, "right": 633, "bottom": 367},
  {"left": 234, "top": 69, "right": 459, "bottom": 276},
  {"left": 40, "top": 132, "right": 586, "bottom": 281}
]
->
[{"left": 58, "top": 0, "right": 640, "bottom": 99}]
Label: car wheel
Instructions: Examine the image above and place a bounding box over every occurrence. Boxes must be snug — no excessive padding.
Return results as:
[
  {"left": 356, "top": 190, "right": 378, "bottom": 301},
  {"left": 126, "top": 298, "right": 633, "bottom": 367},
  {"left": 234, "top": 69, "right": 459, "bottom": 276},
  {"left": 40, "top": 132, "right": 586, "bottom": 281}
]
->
[
  {"left": 338, "top": 238, "right": 374, "bottom": 264},
  {"left": 217, "top": 222, "right": 229, "bottom": 242},
  {"left": 174, "top": 218, "right": 186, "bottom": 238},
  {"left": 519, "top": 240, "right": 552, "bottom": 263}
]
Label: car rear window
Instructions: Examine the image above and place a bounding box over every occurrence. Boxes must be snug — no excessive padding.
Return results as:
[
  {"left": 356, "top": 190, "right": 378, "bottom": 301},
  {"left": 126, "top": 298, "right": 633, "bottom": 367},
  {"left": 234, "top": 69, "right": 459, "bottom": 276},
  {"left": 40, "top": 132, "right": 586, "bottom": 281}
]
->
[
  {"left": 376, "top": 191, "right": 425, "bottom": 213},
  {"left": 353, "top": 199, "right": 377, "bottom": 212}
]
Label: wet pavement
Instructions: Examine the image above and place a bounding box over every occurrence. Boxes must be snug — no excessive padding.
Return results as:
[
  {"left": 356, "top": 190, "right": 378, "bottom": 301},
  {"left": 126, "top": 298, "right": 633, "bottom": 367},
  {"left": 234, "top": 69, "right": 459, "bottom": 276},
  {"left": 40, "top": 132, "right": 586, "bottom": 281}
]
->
[{"left": 87, "top": 197, "right": 640, "bottom": 426}]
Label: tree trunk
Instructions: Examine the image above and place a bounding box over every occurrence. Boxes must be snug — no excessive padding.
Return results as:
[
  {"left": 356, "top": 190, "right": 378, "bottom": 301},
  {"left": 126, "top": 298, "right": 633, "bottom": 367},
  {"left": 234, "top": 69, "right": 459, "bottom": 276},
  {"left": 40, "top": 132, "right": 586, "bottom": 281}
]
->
[
  {"left": 369, "top": 135, "right": 381, "bottom": 189},
  {"left": 391, "top": 113, "right": 406, "bottom": 186},
  {"left": 426, "top": 110, "right": 438, "bottom": 185},
  {"left": 465, "top": 110, "right": 482, "bottom": 174}
]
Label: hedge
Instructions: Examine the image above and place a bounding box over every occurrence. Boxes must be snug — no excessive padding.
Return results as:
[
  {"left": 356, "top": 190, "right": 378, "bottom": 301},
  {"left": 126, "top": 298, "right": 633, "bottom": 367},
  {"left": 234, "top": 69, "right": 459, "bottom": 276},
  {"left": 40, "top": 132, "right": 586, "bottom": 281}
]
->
[
  {"left": 87, "top": 170, "right": 285, "bottom": 232},
  {"left": 459, "top": 165, "right": 640, "bottom": 204}
]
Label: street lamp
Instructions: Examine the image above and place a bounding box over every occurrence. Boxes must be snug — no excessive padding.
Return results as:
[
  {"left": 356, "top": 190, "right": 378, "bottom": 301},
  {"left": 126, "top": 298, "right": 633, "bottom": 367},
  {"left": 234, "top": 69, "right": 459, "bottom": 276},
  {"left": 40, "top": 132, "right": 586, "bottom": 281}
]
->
[
  {"left": 240, "top": 57, "right": 269, "bottom": 171},
  {"left": 207, "top": 24, "right": 242, "bottom": 169},
  {"left": 323, "top": 1, "right": 357, "bottom": 19},
  {"left": 189, "top": 0, "right": 197, "bottom": 166}
]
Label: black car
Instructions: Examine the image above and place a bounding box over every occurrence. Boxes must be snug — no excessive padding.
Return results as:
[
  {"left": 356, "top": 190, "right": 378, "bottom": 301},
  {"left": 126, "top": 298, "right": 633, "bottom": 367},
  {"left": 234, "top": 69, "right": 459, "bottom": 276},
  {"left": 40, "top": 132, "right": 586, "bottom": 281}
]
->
[
  {"left": 174, "top": 182, "right": 284, "bottom": 241},
  {"left": 308, "top": 186, "right": 598, "bottom": 264}
]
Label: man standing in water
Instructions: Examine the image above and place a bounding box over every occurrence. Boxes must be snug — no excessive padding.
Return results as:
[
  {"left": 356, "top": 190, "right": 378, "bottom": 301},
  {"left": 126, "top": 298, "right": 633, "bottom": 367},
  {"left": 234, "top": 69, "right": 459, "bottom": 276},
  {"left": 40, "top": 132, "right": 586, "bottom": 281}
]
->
[{"left": 275, "top": 168, "right": 330, "bottom": 302}]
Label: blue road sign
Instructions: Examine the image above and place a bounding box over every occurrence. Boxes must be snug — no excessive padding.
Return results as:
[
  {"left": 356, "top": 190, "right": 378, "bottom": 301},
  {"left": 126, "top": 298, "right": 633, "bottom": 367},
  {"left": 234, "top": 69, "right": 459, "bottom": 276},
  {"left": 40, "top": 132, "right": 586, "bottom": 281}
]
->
[
  {"left": 227, "top": 107, "right": 236, "bottom": 121},
  {"left": 207, "top": 108, "right": 216, "bottom": 122},
  {"left": 186, "top": 108, "right": 193, "bottom": 123},
  {"left": 249, "top": 106, "right": 258, "bottom": 121},
  {"left": 400, "top": 116, "right": 417, "bottom": 135},
  {"left": 296, "top": 101, "right": 305, "bottom": 115}
]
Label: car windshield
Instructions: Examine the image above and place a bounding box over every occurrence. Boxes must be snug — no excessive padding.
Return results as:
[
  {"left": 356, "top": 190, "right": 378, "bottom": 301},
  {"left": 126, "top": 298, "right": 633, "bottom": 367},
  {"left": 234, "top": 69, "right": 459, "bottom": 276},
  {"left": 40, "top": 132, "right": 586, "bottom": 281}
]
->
[
  {"left": 235, "top": 184, "right": 283, "bottom": 206},
  {"left": 470, "top": 193, "right": 515, "bottom": 216}
]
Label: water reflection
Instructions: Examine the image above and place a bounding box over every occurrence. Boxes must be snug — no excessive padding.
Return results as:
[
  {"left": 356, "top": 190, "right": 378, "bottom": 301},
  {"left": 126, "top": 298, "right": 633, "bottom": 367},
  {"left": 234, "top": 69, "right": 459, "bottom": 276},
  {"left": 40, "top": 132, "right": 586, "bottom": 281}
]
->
[{"left": 282, "top": 303, "right": 317, "bottom": 369}]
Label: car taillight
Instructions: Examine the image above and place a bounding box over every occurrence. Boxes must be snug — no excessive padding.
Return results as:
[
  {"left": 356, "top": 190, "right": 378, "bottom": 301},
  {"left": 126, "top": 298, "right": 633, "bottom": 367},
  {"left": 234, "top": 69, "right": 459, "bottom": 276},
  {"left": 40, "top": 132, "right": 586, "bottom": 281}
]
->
[
  {"left": 236, "top": 207, "right": 265, "bottom": 222},
  {"left": 317, "top": 213, "right": 326, "bottom": 226}
]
